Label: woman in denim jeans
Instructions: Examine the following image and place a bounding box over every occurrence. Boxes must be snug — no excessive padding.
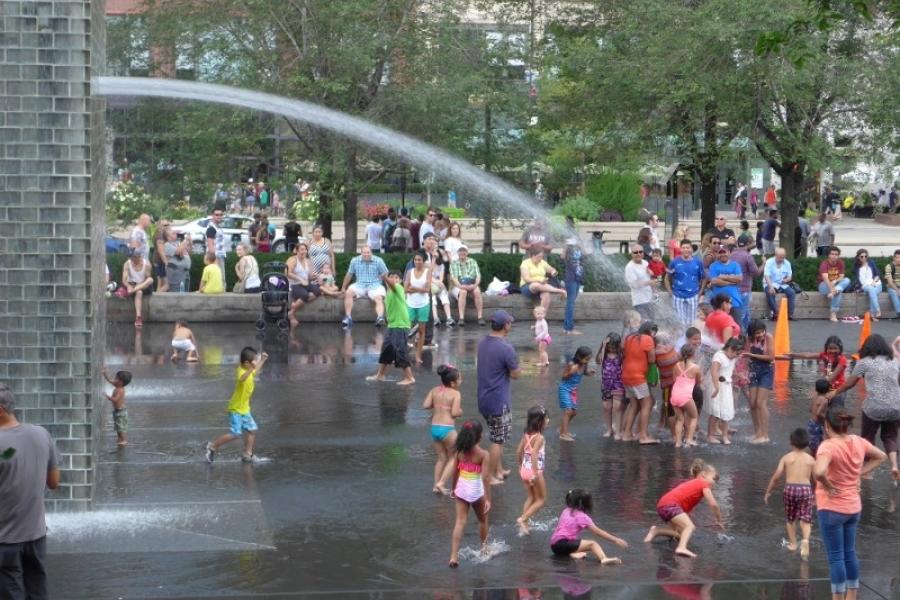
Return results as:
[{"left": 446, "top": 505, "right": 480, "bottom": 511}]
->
[
  {"left": 851, "top": 249, "right": 883, "bottom": 320},
  {"left": 562, "top": 220, "right": 585, "bottom": 335},
  {"left": 814, "top": 407, "right": 886, "bottom": 599}
]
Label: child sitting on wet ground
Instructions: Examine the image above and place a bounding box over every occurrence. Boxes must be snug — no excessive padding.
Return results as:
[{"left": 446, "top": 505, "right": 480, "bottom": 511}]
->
[
  {"left": 764, "top": 428, "right": 816, "bottom": 560},
  {"left": 422, "top": 365, "right": 463, "bottom": 495},
  {"left": 549, "top": 488, "right": 627, "bottom": 564},
  {"left": 102, "top": 368, "right": 132, "bottom": 446},
  {"left": 645, "top": 458, "right": 724, "bottom": 558},
  {"left": 170, "top": 320, "right": 200, "bottom": 363}
]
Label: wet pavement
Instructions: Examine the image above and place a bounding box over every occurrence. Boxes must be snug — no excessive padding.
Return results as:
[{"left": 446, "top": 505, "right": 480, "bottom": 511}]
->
[{"left": 48, "top": 319, "right": 900, "bottom": 599}]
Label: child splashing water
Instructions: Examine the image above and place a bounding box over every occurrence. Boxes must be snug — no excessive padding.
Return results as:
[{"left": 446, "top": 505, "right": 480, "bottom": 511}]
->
[
  {"left": 422, "top": 365, "right": 463, "bottom": 495},
  {"left": 559, "top": 346, "right": 594, "bottom": 441},
  {"left": 597, "top": 333, "right": 625, "bottom": 438},
  {"left": 764, "top": 428, "right": 816, "bottom": 560},
  {"left": 532, "top": 306, "right": 551, "bottom": 366},
  {"left": 645, "top": 459, "right": 724, "bottom": 558},
  {"left": 516, "top": 406, "right": 549, "bottom": 534},
  {"left": 671, "top": 344, "right": 701, "bottom": 447},
  {"left": 449, "top": 420, "right": 492, "bottom": 568},
  {"left": 549, "top": 488, "right": 627, "bottom": 564}
]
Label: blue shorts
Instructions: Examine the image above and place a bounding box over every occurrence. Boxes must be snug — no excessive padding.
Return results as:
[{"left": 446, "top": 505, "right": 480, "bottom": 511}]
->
[
  {"left": 749, "top": 363, "right": 774, "bottom": 390},
  {"left": 559, "top": 388, "right": 578, "bottom": 411},
  {"left": 521, "top": 284, "right": 536, "bottom": 299},
  {"left": 430, "top": 424, "right": 454, "bottom": 442},
  {"left": 229, "top": 411, "right": 258, "bottom": 436}
]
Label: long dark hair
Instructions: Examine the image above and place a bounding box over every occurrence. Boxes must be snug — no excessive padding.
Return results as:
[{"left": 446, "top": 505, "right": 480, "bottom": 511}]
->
[
  {"left": 525, "top": 405, "right": 548, "bottom": 434},
  {"left": 597, "top": 332, "right": 622, "bottom": 364},
  {"left": 821, "top": 336, "right": 844, "bottom": 370},
  {"left": 825, "top": 406, "right": 854, "bottom": 434},
  {"left": 564, "top": 488, "right": 593, "bottom": 514},
  {"left": 436, "top": 364, "right": 460, "bottom": 386},
  {"left": 454, "top": 420, "right": 483, "bottom": 454},
  {"left": 859, "top": 334, "right": 893, "bottom": 360}
]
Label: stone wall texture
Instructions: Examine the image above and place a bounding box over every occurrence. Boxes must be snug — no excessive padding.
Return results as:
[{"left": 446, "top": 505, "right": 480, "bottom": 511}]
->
[{"left": 0, "top": 0, "right": 106, "bottom": 510}]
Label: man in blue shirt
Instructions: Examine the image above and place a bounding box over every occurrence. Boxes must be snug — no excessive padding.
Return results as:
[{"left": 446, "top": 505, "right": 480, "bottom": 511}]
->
[
  {"left": 666, "top": 239, "right": 706, "bottom": 326},
  {"left": 706, "top": 245, "right": 745, "bottom": 323},
  {"left": 763, "top": 247, "right": 796, "bottom": 320},
  {"left": 340, "top": 245, "right": 389, "bottom": 329}
]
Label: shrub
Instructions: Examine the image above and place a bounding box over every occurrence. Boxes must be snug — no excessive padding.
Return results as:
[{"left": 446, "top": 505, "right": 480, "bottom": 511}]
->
[
  {"left": 585, "top": 172, "right": 643, "bottom": 221},
  {"left": 106, "top": 181, "right": 165, "bottom": 227},
  {"left": 442, "top": 207, "right": 466, "bottom": 219},
  {"left": 164, "top": 200, "right": 205, "bottom": 221},
  {"left": 553, "top": 195, "right": 598, "bottom": 221}
]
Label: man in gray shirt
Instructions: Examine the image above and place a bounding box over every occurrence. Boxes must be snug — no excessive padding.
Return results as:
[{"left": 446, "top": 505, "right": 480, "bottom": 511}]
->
[
  {"left": 0, "top": 384, "right": 60, "bottom": 599},
  {"left": 810, "top": 213, "right": 835, "bottom": 257}
]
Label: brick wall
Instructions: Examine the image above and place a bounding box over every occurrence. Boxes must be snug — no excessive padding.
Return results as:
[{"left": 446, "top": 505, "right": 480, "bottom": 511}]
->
[{"left": 0, "top": 0, "right": 106, "bottom": 510}]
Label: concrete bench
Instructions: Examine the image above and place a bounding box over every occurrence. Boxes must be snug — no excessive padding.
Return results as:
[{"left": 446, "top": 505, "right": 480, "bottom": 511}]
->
[{"left": 107, "top": 290, "right": 896, "bottom": 323}]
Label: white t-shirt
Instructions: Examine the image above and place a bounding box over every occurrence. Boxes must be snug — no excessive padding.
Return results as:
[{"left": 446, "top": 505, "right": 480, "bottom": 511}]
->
[
  {"left": 444, "top": 237, "right": 464, "bottom": 262},
  {"left": 365, "top": 222, "right": 383, "bottom": 251},
  {"left": 624, "top": 260, "right": 654, "bottom": 306}
]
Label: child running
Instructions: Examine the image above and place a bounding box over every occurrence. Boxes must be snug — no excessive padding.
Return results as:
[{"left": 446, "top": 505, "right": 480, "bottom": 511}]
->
[
  {"left": 102, "top": 368, "right": 132, "bottom": 446},
  {"left": 205, "top": 347, "right": 269, "bottom": 463},
  {"left": 597, "top": 333, "right": 625, "bottom": 438},
  {"left": 422, "top": 364, "right": 463, "bottom": 495},
  {"left": 644, "top": 459, "right": 724, "bottom": 558},
  {"left": 807, "top": 379, "right": 832, "bottom": 455},
  {"left": 449, "top": 420, "right": 492, "bottom": 568},
  {"left": 671, "top": 344, "right": 701, "bottom": 447},
  {"left": 764, "top": 428, "right": 816, "bottom": 559},
  {"left": 367, "top": 271, "right": 416, "bottom": 385},
  {"left": 707, "top": 338, "right": 742, "bottom": 445},
  {"left": 532, "top": 306, "right": 551, "bottom": 366},
  {"left": 516, "top": 405, "right": 549, "bottom": 534},
  {"left": 559, "top": 346, "right": 593, "bottom": 441},
  {"left": 549, "top": 488, "right": 627, "bottom": 564},
  {"left": 170, "top": 319, "right": 200, "bottom": 363}
]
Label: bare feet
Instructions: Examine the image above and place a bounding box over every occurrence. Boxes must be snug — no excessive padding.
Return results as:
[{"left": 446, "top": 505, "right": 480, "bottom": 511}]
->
[
  {"left": 643, "top": 526, "right": 658, "bottom": 543},
  {"left": 433, "top": 485, "right": 449, "bottom": 495},
  {"left": 516, "top": 517, "right": 530, "bottom": 535},
  {"left": 170, "top": 353, "right": 178, "bottom": 363},
  {"left": 559, "top": 433, "right": 575, "bottom": 442},
  {"left": 603, "top": 429, "right": 613, "bottom": 438},
  {"left": 448, "top": 559, "right": 458, "bottom": 568},
  {"left": 639, "top": 438, "right": 660, "bottom": 445},
  {"left": 489, "top": 476, "right": 505, "bottom": 486},
  {"left": 397, "top": 378, "right": 415, "bottom": 386},
  {"left": 186, "top": 355, "right": 199, "bottom": 363},
  {"left": 800, "top": 539, "right": 809, "bottom": 560},
  {"left": 723, "top": 438, "right": 732, "bottom": 445},
  {"left": 365, "top": 375, "right": 385, "bottom": 381},
  {"left": 786, "top": 542, "right": 797, "bottom": 552},
  {"left": 565, "top": 330, "right": 583, "bottom": 336},
  {"left": 707, "top": 437, "right": 721, "bottom": 444},
  {"left": 891, "top": 468, "right": 900, "bottom": 482},
  {"left": 675, "top": 548, "right": 697, "bottom": 558},
  {"left": 601, "top": 557, "right": 622, "bottom": 565},
  {"left": 570, "top": 551, "right": 587, "bottom": 560},
  {"left": 290, "top": 318, "right": 300, "bottom": 328},
  {"left": 117, "top": 441, "right": 128, "bottom": 447},
  {"left": 501, "top": 468, "right": 511, "bottom": 477}
]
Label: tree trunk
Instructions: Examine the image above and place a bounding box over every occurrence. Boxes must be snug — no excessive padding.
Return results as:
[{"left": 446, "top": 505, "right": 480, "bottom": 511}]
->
[
  {"left": 778, "top": 164, "right": 804, "bottom": 259},
  {"left": 698, "top": 170, "right": 717, "bottom": 237},
  {"left": 482, "top": 104, "right": 494, "bottom": 253},
  {"left": 343, "top": 149, "right": 359, "bottom": 254}
]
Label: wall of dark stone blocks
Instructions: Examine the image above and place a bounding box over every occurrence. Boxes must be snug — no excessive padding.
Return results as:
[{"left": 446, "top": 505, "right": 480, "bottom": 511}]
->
[{"left": 1, "top": 0, "right": 106, "bottom": 510}]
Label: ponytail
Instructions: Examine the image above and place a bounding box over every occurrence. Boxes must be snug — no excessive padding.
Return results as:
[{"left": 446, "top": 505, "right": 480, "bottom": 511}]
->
[{"left": 825, "top": 406, "right": 854, "bottom": 434}]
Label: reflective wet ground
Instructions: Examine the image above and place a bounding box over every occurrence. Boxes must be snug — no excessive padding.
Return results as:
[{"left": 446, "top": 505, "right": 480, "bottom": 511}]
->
[{"left": 48, "top": 320, "right": 900, "bottom": 599}]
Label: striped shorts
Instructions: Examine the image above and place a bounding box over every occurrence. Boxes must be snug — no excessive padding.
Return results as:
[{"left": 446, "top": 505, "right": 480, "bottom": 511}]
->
[{"left": 672, "top": 295, "right": 700, "bottom": 327}]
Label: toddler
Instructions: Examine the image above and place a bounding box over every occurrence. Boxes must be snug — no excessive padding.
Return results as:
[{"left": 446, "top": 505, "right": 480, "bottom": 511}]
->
[
  {"left": 102, "top": 368, "right": 132, "bottom": 447},
  {"left": 317, "top": 264, "right": 342, "bottom": 297},
  {"left": 807, "top": 379, "right": 831, "bottom": 455},
  {"left": 597, "top": 333, "right": 625, "bottom": 438},
  {"left": 199, "top": 251, "right": 224, "bottom": 294},
  {"left": 170, "top": 319, "right": 199, "bottom": 363},
  {"left": 532, "top": 306, "right": 551, "bottom": 366},
  {"left": 764, "top": 428, "right": 816, "bottom": 560}
]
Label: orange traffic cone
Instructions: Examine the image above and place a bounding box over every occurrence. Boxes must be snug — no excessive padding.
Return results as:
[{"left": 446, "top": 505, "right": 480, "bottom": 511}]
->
[
  {"left": 853, "top": 311, "right": 871, "bottom": 361},
  {"left": 773, "top": 298, "right": 791, "bottom": 402}
]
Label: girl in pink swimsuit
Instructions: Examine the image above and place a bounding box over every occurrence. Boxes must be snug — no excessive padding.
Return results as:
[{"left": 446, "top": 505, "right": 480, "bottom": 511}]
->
[
  {"left": 516, "top": 406, "right": 549, "bottom": 534},
  {"left": 449, "top": 420, "right": 491, "bottom": 568}
]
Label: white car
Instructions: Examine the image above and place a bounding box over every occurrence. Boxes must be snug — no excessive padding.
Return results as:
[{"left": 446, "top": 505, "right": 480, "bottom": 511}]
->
[{"left": 172, "top": 214, "right": 285, "bottom": 254}]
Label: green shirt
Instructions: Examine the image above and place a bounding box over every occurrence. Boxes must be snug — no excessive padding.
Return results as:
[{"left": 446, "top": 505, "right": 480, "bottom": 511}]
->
[
  {"left": 450, "top": 259, "right": 481, "bottom": 284},
  {"left": 385, "top": 282, "right": 411, "bottom": 329}
]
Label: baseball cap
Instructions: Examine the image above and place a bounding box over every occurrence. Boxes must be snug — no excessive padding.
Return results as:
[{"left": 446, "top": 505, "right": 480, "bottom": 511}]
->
[
  {"left": 737, "top": 235, "right": 751, "bottom": 247},
  {"left": 422, "top": 232, "right": 436, "bottom": 240},
  {"left": 490, "top": 310, "right": 514, "bottom": 326}
]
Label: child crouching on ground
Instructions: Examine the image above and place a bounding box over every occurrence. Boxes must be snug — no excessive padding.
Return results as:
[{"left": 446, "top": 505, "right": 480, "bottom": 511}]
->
[
  {"left": 171, "top": 320, "right": 200, "bottom": 363},
  {"left": 549, "top": 488, "right": 627, "bottom": 564}
]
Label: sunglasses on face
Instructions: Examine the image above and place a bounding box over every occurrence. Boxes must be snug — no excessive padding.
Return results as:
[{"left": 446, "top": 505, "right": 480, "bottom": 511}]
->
[{"left": 632, "top": 250, "right": 644, "bottom": 255}]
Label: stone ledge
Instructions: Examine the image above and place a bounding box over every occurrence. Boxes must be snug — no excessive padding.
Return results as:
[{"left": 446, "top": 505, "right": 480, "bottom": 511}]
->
[{"left": 106, "top": 291, "right": 894, "bottom": 323}]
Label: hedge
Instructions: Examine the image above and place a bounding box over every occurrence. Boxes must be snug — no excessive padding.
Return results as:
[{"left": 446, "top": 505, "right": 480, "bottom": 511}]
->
[{"left": 106, "top": 253, "right": 890, "bottom": 294}]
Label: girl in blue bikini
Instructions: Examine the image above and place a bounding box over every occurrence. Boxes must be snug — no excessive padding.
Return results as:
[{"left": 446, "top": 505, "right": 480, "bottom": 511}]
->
[{"left": 423, "top": 365, "right": 463, "bottom": 495}]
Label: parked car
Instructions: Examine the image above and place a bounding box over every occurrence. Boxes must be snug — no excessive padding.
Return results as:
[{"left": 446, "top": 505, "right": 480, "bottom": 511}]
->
[
  {"left": 171, "top": 214, "right": 283, "bottom": 254},
  {"left": 106, "top": 235, "right": 129, "bottom": 255}
]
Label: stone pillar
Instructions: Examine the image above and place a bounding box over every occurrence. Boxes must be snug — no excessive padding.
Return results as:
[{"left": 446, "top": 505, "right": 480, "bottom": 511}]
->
[{"left": 0, "top": 0, "right": 106, "bottom": 510}]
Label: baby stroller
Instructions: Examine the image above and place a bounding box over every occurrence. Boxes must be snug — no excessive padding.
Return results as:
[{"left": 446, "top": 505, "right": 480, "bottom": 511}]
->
[{"left": 255, "top": 261, "right": 290, "bottom": 332}]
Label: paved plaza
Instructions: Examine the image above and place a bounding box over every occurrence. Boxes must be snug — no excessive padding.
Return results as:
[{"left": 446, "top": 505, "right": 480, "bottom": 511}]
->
[{"left": 46, "top": 320, "right": 900, "bottom": 599}]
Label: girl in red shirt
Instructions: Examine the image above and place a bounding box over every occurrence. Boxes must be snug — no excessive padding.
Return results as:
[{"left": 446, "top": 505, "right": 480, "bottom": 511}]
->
[
  {"left": 644, "top": 459, "right": 724, "bottom": 558},
  {"left": 780, "top": 336, "right": 848, "bottom": 396}
]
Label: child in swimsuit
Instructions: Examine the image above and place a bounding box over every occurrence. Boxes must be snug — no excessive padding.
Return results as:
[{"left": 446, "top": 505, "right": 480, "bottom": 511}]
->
[
  {"left": 549, "top": 488, "right": 627, "bottom": 564},
  {"left": 422, "top": 365, "right": 462, "bottom": 495},
  {"left": 597, "top": 333, "right": 625, "bottom": 439},
  {"left": 807, "top": 379, "right": 831, "bottom": 455},
  {"left": 532, "top": 306, "right": 551, "bottom": 366},
  {"left": 644, "top": 459, "right": 724, "bottom": 558},
  {"left": 516, "top": 406, "right": 549, "bottom": 534},
  {"left": 671, "top": 344, "right": 701, "bottom": 448},
  {"left": 449, "top": 420, "right": 491, "bottom": 568},
  {"left": 559, "top": 346, "right": 593, "bottom": 442},
  {"left": 764, "top": 428, "right": 816, "bottom": 560}
]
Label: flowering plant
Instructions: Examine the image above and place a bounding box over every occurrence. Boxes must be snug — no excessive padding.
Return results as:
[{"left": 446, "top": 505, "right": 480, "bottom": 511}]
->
[
  {"left": 362, "top": 202, "right": 390, "bottom": 219},
  {"left": 105, "top": 181, "right": 164, "bottom": 227}
]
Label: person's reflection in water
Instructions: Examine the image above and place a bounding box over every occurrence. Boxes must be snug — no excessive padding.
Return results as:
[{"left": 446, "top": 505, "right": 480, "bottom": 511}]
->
[
  {"left": 378, "top": 380, "right": 410, "bottom": 426},
  {"left": 555, "top": 572, "right": 591, "bottom": 598},
  {"left": 656, "top": 563, "right": 713, "bottom": 600},
  {"left": 778, "top": 562, "right": 814, "bottom": 600},
  {"left": 556, "top": 437, "right": 577, "bottom": 484}
]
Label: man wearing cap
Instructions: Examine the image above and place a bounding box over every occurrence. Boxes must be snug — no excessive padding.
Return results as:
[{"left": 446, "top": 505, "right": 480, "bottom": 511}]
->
[
  {"left": 0, "top": 384, "right": 60, "bottom": 599},
  {"left": 449, "top": 245, "right": 485, "bottom": 326},
  {"left": 477, "top": 310, "right": 521, "bottom": 485},
  {"left": 731, "top": 235, "right": 762, "bottom": 328},
  {"left": 764, "top": 247, "right": 796, "bottom": 320},
  {"left": 704, "top": 244, "right": 745, "bottom": 324}
]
